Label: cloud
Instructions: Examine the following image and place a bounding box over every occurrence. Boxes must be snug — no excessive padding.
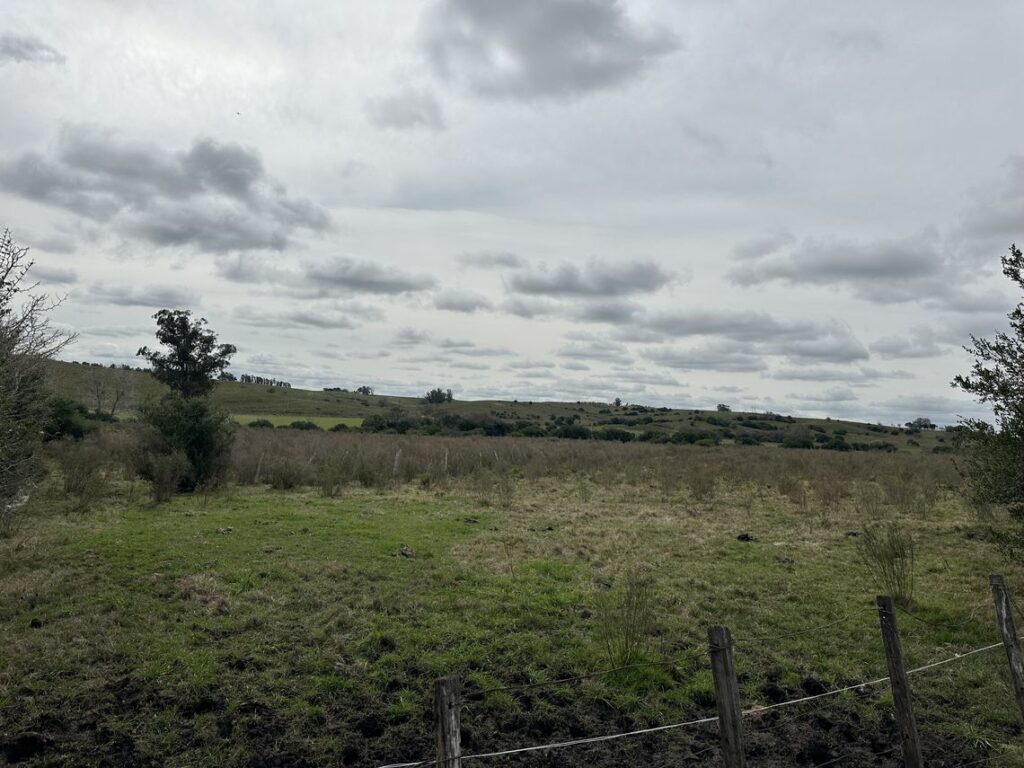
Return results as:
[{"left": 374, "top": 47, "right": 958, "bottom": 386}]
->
[
  {"left": 87, "top": 283, "right": 198, "bottom": 308},
  {"left": 234, "top": 303, "right": 380, "bottom": 330},
  {"left": 499, "top": 296, "right": 560, "bottom": 318},
  {"left": 770, "top": 365, "right": 915, "bottom": 383},
  {"left": 956, "top": 156, "right": 1024, "bottom": 246},
  {"left": 643, "top": 342, "right": 768, "bottom": 373},
  {"left": 421, "top": 0, "right": 677, "bottom": 101},
  {"left": 393, "top": 327, "right": 432, "bottom": 347},
  {"left": 871, "top": 325, "right": 947, "bottom": 359},
  {"left": 0, "top": 125, "right": 329, "bottom": 252},
  {"left": 366, "top": 89, "right": 445, "bottom": 130},
  {"left": 457, "top": 251, "right": 523, "bottom": 269},
  {"left": 574, "top": 299, "right": 643, "bottom": 323},
  {"left": 507, "top": 258, "right": 674, "bottom": 297},
  {"left": 303, "top": 257, "right": 437, "bottom": 295},
  {"left": 728, "top": 235, "right": 952, "bottom": 301},
  {"left": 31, "top": 264, "right": 77, "bottom": 283},
  {"left": 787, "top": 387, "right": 859, "bottom": 404},
  {"left": 557, "top": 339, "right": 633, "bottom": 365},
  {"left": 434, "top": 288, "right": 494, "bottom": 312},
  {"left": 0, "top": 33, "right": 64, "bottom": 65}
]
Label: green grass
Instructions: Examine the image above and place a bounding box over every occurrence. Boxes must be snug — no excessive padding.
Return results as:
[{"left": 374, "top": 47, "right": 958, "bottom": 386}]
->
[
  {"left": 3, "top": 465, "right": 1024, "bottom": 766},
  {"left": 230, "top": 414, "right": 364, "bottom": 430}
]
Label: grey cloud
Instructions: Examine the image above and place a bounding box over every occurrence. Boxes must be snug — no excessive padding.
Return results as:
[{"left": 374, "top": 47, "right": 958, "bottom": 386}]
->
[
  {"left": 956, "top": 157, "right": 1024, "bottom": 244},
  {"left": 561, "top": 361, "right": 590, "bottom": 371},
  {"left": 574, "top": 299, "right": 643, "bottom": 323},
  {"left": 609, "top": 368, "right": 680, "bottom": 386},
  {"left": 422, "top": 0, "right": 677, "bottom": 101},
  {"left": 499, "top": 296, "right": 560, "bottom": 318},
  {"left": 235, "top": 305, "right": 371, "bottom": 330},
  {"left": 788, "top": 387, "right": 859, "bottom": 404},
  {"left": 729, "top": 235, "right": 949, "bottom": 302},
  {"left": 639, "top": 309, "right": 819, "bottom": 343},
  {"left": 87, "top": 283, "right": 198, "bottom": 308},
  {"left": 31, "top": 264, "right": 77, "bottom": 283},
  {"left": 506, "top": 360, "right": 556, "bottom": 370},
  {"left": 643, "top": 342, "right": 767, "bottom": 373},
  {"left": 434, "top": 289, "right": 494, "bottom": 313},
  {"left": 871, "top": 326, "right": 946, "bottom": 359},
  {"left": 0, "top": 125, "right": 329, "bottom": 252},
  {"left": 770, "top": 365, "right": 915, "bottom": 383},
  {"left": 304, "top": 257, "right": 437, "bottom": 294},
  {"left": 0, "top": 33, "right": 64, "bottom": 65},
  {"left": 732, "top": 231, "right": 795, "bottom": 261},
  {"left": 366, "top": 89, "right": 445, "bottom": 131},
  {"left": 457, "top": 251, "right": 523, "bottom": 269},
  {"left": 557, "top": 339, "right": 633, "bottom": 365},
  {"left": 508, "top": 258, "right": 673, "bottom": 297},
  {"left": 393, "top": 328, "right": 432, "bottom": 346}
]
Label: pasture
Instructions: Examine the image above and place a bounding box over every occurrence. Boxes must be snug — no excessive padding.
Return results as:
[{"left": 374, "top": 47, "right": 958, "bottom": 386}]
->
[{"left": 3, "top": 431, "right": 1023, "bottom": 766}]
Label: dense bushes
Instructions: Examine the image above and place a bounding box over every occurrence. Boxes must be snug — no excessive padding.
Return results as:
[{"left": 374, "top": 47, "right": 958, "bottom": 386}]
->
[{"left": 139, "top": 394, "right": 235, "bottom": 491}]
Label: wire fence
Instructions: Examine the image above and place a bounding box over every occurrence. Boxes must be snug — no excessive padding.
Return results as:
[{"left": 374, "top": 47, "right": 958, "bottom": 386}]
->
[{"left": 376, "top": 579, "right": 1024, "bottom": 768}]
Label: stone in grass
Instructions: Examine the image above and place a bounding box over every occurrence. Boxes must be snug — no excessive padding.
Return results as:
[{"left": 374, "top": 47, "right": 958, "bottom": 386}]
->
[
  {"left": 736, "top": 532, "right": 756, "bottom": 542},
  {"left": 216, "top": 527, "right": 234, "bottom": 535},
  {"left": 399, "top": 544, "right": 415, "bottom": 558}
]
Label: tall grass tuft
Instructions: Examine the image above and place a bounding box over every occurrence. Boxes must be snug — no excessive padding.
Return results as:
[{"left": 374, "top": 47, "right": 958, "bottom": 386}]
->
[
  {"left": 595, "top": 567, "right": 655, "bottom": 668},
  {"left": 857, "top": 521, "right": 916, "bottom": 606}
]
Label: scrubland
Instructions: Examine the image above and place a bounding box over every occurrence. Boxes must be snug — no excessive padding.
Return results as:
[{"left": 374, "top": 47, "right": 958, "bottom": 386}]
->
[{"left": 2, "top": 429, "right": 1022, "bottom": 767}]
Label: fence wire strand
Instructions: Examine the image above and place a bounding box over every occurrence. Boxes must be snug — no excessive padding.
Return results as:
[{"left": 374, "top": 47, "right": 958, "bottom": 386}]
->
[{"left": 376, "top": 637, "right": 1008, "bottom": 768}]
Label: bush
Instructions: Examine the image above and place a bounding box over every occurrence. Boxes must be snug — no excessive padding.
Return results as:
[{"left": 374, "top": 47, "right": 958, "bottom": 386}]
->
[
  {"left": 857, "top": 521, "right": 915, "bottom": 606},
  {"left": 147, "top": 451, "right": 190, "bottom": 504},
  {"left": 45, "top": 397, "right": 102, "bottom": 441},
  {"left": 248, "top": 419, "right": 275, "bottom": 429},
  {"left": 139, "top": 394, "right": 234, "bottom": 491},
  {"left": 288, "top": 420, "right": 323, "bottom": 431},
  {"left": 57, "top": 440, "right": 109, "bottom": 511}
]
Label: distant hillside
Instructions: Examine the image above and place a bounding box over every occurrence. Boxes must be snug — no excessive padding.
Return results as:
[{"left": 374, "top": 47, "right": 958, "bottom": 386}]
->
[{"left": 43, "top": 359, "right": 953, "bottom": 453}]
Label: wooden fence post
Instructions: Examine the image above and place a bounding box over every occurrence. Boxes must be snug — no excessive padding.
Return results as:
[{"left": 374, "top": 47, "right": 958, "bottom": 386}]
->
[
  {"left": 434, "top": 676, "right": 462, "bottom": 768},
  {"left": 708, "top": 625, "right": 746, "bottom": 768},
  {"left": 990, "top": 574, "right": 1024, "bottom": 722},
  {"left": 876, "top": 596, "right": 923, "bottom": 768}
]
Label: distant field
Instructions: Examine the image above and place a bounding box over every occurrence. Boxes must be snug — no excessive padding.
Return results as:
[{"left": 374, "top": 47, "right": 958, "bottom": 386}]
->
[
  {"left": 43, "top": 359, "right": 950, "bottom": 453},
  {"left": 231, "top": 413, "right": 364, "bottom": 429}
]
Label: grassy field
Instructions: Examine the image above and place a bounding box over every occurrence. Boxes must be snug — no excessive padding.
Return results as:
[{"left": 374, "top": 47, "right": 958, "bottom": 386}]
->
[
  {"left": 230, "top": 414, "right": 365, "bottom": 430},
  {"left": 2, "top": 432, "right": 1023, "bottom": 767}
]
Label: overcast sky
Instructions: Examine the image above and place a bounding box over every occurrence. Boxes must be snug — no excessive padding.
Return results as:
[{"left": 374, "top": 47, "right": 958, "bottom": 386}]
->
[{"left": 3, "top": 1, "right": 1022, "bottom": 424}]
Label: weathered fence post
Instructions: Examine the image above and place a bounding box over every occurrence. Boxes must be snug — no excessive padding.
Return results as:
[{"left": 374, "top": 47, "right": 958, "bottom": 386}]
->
[
  {"left": 876, "top": 596, "right": 923, "bottom": 768},
  {"left": 434, "top": 676, "right": 462, "bottom": 768},
  {"left": 990, "top": 574, "right": 1024, "bottom": 722},
  {"left": 708, "top": 625, "right": 746, "bottom": 768}
]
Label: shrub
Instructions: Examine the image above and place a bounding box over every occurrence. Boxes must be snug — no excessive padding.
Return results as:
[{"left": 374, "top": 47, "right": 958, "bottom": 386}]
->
[
  {"left": 248, "top": 419, "right": 275, "bottom": 429},
  {"left": 139, "top": 394, "right": 234, "bottom": 491},
  {"left": 147, "top": 451, "right": 190, "bottom": 504},
  {"left": 45, "top": 397, "right": 102, "bottom": 441},
  {"left": 857, "top": 521, "right": 915, "bottom": 606},
  {"left": 288, "top": 420, "right": 323, "bottom": 431},
  {"left": 58, "top": 440, "right": 109, "bottom": 511}
]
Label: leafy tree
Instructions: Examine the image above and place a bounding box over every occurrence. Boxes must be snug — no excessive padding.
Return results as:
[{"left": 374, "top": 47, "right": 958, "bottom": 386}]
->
[
  {"left": 0, "top": 230, "right": 73, "bottom": 531},
  {"left": 356, "top": 385, "right": 374, "bottom": 396},
  {"left": 424, "top": 387, "right": 454, "bottom": 404},
  {"left": 137, "top": 310, "right": 236, "bottom": 398},
  {"left": 953, "top": 244, "right": 1024, "bottom": 549},
  {"left": 137, "top": 311, "right": 236, "bottom": 495}
]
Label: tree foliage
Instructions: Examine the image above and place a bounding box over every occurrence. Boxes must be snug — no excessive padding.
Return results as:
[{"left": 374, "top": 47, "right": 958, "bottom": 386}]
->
[
  {"left": 953, "top": 244, "right": 1024, "bottom": 540},
  {"left": 0, "top": 230, "right": 73, "bottom": 530},
  {"left": 137, "top": 310, "right": 236, "bottom": 495},
  {"left": 137, "top": 310, "right": 236, "bottom": 398}
]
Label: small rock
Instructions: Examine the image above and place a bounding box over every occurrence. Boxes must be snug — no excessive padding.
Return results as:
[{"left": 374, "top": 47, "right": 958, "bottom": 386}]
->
[
  {"left": 736, "top": 532, "right": 756, "bottom": 542},
  {"left": 216, "top": 527, "right": 234, "bottom": 535},
  {"left": 399, "top": 544, "right": 415, "bottom": 558},
  {"left": 28, "top": 617, "right": 42, "bottom": 629}
]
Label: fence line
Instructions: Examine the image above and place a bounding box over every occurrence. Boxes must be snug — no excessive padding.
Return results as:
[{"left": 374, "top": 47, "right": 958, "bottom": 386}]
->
[
  {"left": 375, "top": 577, "right": 1024, "bottom": 768},
  {"left": 377, "top": 638, "right": 1007, "bottom": 768}
]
